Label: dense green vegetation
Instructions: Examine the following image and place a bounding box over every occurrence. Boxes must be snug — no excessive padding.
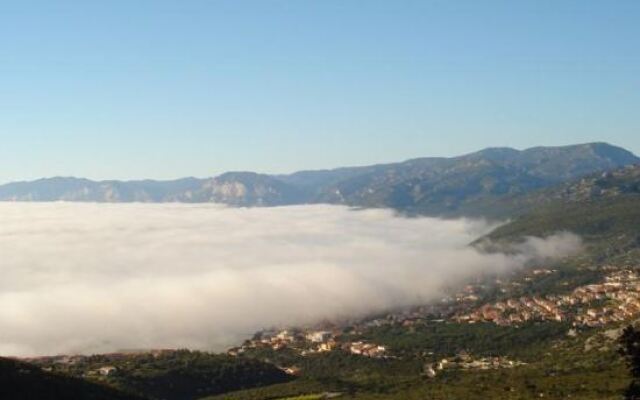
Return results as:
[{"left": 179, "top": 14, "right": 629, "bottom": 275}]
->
[
  {"left": 108, "top": 351, "right": 290, "bottom": 400},
  {"left": 351, "top": 321, "right": 572, "bottom": 360},
  {"left": 489, "top": 196, "right": 640, "bottom": 244}
]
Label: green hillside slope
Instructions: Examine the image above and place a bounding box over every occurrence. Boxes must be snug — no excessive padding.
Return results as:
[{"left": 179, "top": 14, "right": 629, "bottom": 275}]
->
[{"left": 485, "top": 165, "right": 640, "bottom": 263}]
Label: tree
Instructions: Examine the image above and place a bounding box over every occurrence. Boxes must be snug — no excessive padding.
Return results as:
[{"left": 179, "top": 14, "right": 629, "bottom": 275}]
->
[{"left": 619, "top": 325, "right": 640, "bottom": 399}]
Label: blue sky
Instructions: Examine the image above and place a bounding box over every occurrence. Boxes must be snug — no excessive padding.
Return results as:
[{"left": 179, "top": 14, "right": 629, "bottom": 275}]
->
[{"left": 0, "top": 1, "right": 638, "bottom": 183}]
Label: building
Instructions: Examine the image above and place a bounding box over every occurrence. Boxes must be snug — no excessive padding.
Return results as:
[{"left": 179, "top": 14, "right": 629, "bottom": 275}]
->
[
  {"left": 306, "top": 331, "right": 332, "bottom": 343},
  {"left": 98, "top": 366, "right": 117, "bottom": 376}
]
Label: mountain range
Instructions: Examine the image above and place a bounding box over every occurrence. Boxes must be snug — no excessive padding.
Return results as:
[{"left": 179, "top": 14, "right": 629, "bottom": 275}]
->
[{"left": 1, "top": 142, "right": 638, "bottom": 218}]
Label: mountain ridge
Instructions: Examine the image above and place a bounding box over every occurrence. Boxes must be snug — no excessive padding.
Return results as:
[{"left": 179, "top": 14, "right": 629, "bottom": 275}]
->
[{"left": 1, "top": 142, "right": 637, "bottom": 217}]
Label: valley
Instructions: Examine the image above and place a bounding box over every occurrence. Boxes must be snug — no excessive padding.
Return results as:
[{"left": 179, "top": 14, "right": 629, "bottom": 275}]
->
[{"left": 2, "top": 146, "right": 640, "bottom": 399}]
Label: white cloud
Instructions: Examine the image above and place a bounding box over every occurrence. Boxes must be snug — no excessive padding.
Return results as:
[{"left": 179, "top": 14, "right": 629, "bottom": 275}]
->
[{"left": 0, "top": 203, "right": 581, "bottom": 357}]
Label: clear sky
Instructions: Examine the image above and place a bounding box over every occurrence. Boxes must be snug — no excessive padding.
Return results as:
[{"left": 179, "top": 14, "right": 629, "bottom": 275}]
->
[{"left": 0, "top": 1, "right": 638, "bottom": 183}]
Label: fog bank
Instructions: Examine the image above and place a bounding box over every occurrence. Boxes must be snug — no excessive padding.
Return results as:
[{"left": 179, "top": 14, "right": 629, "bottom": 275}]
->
[{"left": 0, "top": 203, "right": 580, "bottom": 357}]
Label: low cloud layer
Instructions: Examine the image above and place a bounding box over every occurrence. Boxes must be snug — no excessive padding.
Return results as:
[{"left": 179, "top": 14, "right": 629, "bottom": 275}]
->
[{"left": 0, "top": 203, "right": 580, "bottom": 357}]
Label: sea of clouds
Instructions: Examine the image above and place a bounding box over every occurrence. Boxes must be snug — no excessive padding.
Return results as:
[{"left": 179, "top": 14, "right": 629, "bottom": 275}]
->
[{"left": 0, "top": 203, "right": 581, "bottom": 357}]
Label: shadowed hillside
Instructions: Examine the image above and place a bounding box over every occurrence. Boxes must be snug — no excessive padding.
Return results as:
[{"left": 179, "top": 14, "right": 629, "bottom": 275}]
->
[{"left": 0, "top": 357, "right": 143, "bottom": 400}]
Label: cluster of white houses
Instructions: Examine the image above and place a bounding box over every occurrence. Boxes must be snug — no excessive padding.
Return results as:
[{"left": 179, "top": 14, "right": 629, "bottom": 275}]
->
[
  {"left": 424, "top": 352, "right": 526, "bottom": 378},
  {"left": 455, "top": 269, "right": 640, "bottom": 327},
  {"left": 227, "top": 328, "right": 387, "bottom": 358},
  {"left": 454, "top": 296, "right": 563, "bottom": 325},
  {"left": 349, "top": 342, "right": 387, "bottom": 358}
]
